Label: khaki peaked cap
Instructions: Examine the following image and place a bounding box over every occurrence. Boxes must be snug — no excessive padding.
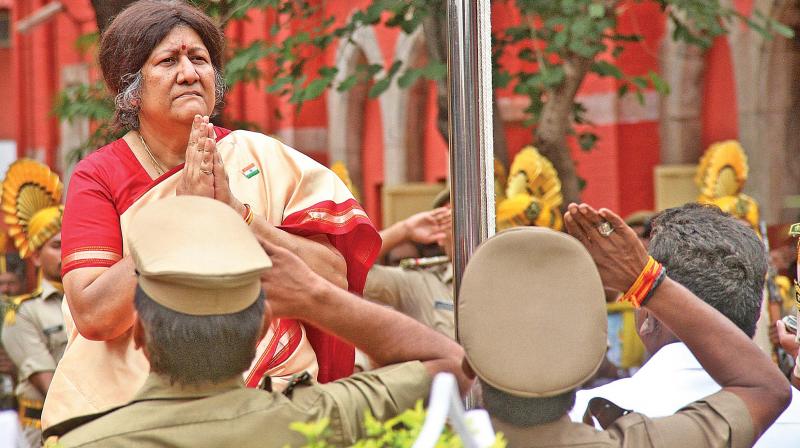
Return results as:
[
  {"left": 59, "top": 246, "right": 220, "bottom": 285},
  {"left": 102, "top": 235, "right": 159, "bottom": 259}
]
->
[
  {"left": 127, "top": 196, "right": 271, "bottom": 316},
  {"left": 432, "top": 188, "right": 450, "bottom": 209},
  {"left": 458, "top": 227, "right": 607, "bottom": 397}
]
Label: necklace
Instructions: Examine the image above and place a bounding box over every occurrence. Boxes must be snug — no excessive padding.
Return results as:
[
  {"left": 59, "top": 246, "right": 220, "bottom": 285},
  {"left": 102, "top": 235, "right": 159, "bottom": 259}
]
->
[{"left": 138, "top": 133, "right": 167, "bottom": 176}]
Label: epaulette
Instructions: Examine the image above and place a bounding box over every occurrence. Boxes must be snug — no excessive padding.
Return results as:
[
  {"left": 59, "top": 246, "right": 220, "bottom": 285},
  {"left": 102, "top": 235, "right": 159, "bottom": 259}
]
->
[
  {"left": 399, "top": 256, "right": 450, "bottom": 270},
  {"left": 3, "top": 287, "right": 42, "bottom": 325},
  {"left": 789, "top": 223, "right": 800, "bottom": 237}
]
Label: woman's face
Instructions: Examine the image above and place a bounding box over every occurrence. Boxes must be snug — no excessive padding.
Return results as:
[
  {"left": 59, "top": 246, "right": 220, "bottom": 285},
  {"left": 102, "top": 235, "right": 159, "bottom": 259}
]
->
[{"left": 138, "top": 26, "right": 216, "bottom": 128}]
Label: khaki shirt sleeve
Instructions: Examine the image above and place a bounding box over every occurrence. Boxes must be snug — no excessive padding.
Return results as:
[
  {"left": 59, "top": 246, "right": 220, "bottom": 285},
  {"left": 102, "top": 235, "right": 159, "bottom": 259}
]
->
[
  {"left": 1, "top": 306, "right": 57, "bottom": 381},
  {"left": 363, "top": 265, "right": 406, "bottom": 309},
  {"left": 291, "top": 361, "right": 432, "bottom": 445},
  {"left": 606, "top": 391, "right": 754, "bottom": 448}
]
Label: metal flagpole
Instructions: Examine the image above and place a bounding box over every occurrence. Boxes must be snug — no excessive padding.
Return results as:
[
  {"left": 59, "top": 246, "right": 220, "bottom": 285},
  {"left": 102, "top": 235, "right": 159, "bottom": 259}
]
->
[{"left": 447, "top": 0, "right": 495, "bottom": 342}]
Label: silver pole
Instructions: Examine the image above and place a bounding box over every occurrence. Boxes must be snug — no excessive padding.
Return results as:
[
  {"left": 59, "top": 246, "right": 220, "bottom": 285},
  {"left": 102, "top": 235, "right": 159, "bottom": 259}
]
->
[{"left": 447, "top": 0, "right": 495, "bottom": 342}]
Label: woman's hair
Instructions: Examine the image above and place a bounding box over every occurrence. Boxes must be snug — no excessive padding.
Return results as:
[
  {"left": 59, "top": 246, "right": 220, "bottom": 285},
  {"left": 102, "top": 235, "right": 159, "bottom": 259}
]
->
[{"left": 98, "top": 0, "right": 226, "bottom": 130}]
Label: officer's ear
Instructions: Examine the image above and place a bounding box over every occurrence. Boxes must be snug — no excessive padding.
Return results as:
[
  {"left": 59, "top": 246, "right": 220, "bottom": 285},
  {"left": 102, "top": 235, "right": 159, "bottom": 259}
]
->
[
  {"left": 258, "top": 298, "right": 273, "bottom": 341},
  {"left": 31, "top": 250, "right": 42, "bottom": 269},
  {"left": 132, "top": 314, "right": 147, "bottom": 354}
]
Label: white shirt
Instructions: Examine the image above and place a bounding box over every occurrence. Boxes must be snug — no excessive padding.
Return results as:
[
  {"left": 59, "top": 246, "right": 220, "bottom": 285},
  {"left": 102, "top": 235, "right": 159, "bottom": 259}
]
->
[
  {"left": 0, "top": 409, "right": 23, "bottom": 448},
  {"left": 570, "top": 342, "right": 800, "bottom": 447}
]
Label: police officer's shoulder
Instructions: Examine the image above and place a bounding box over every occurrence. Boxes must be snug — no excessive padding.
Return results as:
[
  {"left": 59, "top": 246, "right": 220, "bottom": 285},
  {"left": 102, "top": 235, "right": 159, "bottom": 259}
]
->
[
  {"left": 42, "top": 403, "right": 127, "bottom": 442},
  {"left": 3, "top": 288, "right": 43, "bottom": 325}
]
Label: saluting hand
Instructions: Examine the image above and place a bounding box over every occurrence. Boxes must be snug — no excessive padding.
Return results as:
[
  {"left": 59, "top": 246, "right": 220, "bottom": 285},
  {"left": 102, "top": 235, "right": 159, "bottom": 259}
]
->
[
  {"left": 176, "top": 115, "right": 214, "bottom": 198},
  {"left": 405, "top": 207, "right": 452, "bottom": 245},
  {"left": 564, "top": 203, "right": 649, "bottom": 293},
  {"left": 258, "top": 238, "right": 329, "bottom": 320}
]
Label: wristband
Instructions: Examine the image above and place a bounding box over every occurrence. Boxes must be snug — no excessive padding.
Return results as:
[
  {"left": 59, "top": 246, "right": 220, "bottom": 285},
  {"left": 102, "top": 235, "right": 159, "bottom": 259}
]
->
[{"left": 618, "top": 256, "right": 666, "bottom": 308}]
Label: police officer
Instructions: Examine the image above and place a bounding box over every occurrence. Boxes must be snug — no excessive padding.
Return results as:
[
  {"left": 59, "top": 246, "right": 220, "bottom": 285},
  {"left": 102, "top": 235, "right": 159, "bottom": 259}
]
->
[
  {"left": 364, "top": 189, "right": 455, "bottom": 339},
  {"left": 457, "top": 204, "right": 789, "bottom": 446},
  {"left": 1, "top": 160, "right": 66, "bottom": 447},
  {"left": 46, "top": 196, "right": 468, "bottom": 447}
]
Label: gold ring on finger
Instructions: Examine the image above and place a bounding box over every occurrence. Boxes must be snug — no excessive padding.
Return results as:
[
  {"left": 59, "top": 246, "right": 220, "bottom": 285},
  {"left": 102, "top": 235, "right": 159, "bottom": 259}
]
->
[{"left": 597, "top": 221, "right": 614, "bottom": 237}]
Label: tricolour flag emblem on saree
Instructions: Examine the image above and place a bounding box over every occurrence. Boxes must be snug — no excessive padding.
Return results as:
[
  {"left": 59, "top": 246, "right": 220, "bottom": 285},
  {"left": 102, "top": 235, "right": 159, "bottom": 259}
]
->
[{"left": 241, "top": 163, "right": 260, "bottom": 179}]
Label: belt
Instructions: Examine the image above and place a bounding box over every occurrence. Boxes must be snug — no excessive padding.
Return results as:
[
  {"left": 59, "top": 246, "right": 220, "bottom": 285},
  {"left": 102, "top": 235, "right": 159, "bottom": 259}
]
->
[{"left": 18, "top": 397, "right": 43, "bottom": 429}]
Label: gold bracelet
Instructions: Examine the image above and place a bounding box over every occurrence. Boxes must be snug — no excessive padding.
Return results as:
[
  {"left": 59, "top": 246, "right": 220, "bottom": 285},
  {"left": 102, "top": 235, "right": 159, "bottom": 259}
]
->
[{"left": 242, "top": 203, "right": 254, "bottom": 225}]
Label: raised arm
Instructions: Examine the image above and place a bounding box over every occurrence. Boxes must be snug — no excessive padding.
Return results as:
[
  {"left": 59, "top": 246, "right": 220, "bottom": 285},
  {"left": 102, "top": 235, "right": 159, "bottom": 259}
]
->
[
  {"left": 377, "top": 207, "right": 451, "bottom": 259},
  {"left": 565, "top": 203, "right": 790, "bottom": 438},
  {"left": 259, "top": 238, "right": 470, "bottom": 393},
  {"left": 247, "top": 219, "right": 347, "bottom": 290}
]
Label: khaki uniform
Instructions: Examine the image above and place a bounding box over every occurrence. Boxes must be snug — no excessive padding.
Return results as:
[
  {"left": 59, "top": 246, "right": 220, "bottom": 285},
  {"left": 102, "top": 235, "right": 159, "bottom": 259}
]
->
[
  {"left": 494, "top": 391, "right": 753, "bottom": 447},
  {"left": 1, "top": 280, "right": 66, "bottom": 446},
  {"left": 364, "top": 262, "right": 454, "bottom": 339},
  {"left": 52, "top": 361, "right": 431, "bottom": 447}
]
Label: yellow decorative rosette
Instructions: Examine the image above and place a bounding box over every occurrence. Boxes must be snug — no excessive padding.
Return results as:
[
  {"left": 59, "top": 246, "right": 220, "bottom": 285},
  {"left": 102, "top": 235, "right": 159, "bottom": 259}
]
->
[
  {"left": 695, "top": 141, "right": 759, "bottom": 231},
  {"left": 1, "top": 159, "right": 63, "bottom": 259},
  {"left": 696, "top": 140, "right": 748, "bottom": 199},
  {"left": 496, "top": 146, "right": 563, "bottom": 231},
  {"left": 494, "top": 158, "right": 508, "bottom": 203},
  {"left": 330, "top": 161, "right": 360, "bottom": 203}
]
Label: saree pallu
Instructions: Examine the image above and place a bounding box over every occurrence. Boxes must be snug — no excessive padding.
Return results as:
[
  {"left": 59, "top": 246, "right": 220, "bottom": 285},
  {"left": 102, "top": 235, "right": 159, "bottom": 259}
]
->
[{"left": 43, "top": 129, "right": 381, "bottom": 429}]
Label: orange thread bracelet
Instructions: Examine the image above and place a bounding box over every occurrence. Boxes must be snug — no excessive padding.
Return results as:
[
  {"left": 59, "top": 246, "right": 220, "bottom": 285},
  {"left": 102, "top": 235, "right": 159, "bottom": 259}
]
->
[{"left": 618, "top": 256, "right": 666, "bottom": 308}]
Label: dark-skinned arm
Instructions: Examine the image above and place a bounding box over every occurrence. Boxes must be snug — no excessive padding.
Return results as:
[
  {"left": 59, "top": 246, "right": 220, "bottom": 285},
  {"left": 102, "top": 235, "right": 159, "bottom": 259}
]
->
[
  {"left": 377, "top": 207, "right": 451, "bottom": 259},
  {"left": 259, "top": 238, "right": 471, "bottom": 394},
  {"left": 565, "top": 203, "right": 790, "bottom": 439},
  {"left": 29, "top": 371, "right": 54, "bottom": 396}
]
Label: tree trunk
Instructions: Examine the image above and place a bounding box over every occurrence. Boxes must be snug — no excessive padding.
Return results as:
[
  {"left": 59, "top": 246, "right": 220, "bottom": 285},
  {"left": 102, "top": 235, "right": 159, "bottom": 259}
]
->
[
  {"left": 91, "top": 0, "right": 138, "bottom": 33},
  {"left": 422, "top": 4, "right": 508, "bottom": 165},
  {"left": 535, "top": 55, "right": 593, "bottom": 206}
]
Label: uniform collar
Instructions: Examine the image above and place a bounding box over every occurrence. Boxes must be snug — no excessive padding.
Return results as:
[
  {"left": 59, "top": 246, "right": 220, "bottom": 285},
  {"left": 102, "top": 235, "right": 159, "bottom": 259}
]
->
[
  {"left": 490, "top": 415, "right": 602, "bottom": 446},
  {"left": 133, "top": 372, "right": 245, "bottom": 402},
  {"left": 40, "top": 279, "right": 62, "bottom": 301}
]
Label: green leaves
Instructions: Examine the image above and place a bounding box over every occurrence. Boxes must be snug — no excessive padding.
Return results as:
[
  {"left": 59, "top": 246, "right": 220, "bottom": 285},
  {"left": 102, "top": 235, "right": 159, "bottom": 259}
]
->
[
  {"left": 369, "top": 61, "right": 403, "bottom": 97},
  {"left": 57, "top": 0, "right": 795, "bottom": 176},
  {"left": 578, "top": 132, "right": 598, "bottom": 151},
  {"left": 288, "top": 400, "right": 508, "bottom": 447},
  {"left": 397, "top": 62, "right": 448, "bottom": 88},
  {"left": 648, "top": 71, "right": 670, "bottom": 95},
  {"left": 590, "top": 61, "right": 623, "bottom": 79},
  {"left": 588, "top": 3, "right": 605, "bottom": 19},
  {"left": 226, "top": 41, "right": 273, "bottom": 86},
  {"left": 53, "top": 81, "right": 114, "bottom": 123}
]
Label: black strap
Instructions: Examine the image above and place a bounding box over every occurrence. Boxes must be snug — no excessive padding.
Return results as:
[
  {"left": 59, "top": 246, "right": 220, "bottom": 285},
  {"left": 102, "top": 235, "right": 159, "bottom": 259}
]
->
[
  {"left": 23, "top": 406, "right": 42, "bottom": 420},
  {"left": 43, "top": 404, "right": 127, "bottom": 439},
  {"left": 582, "top": 397, "right": 633, "bottom": 429},
  {"left": 282, "top": 371, "right": 312, "bottom": 398}
]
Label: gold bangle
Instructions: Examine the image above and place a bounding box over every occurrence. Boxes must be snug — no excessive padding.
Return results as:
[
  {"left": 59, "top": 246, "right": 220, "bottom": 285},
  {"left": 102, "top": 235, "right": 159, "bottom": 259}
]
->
[{"left": 242, "top": 203, "right": 254, "bottom": 225}]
